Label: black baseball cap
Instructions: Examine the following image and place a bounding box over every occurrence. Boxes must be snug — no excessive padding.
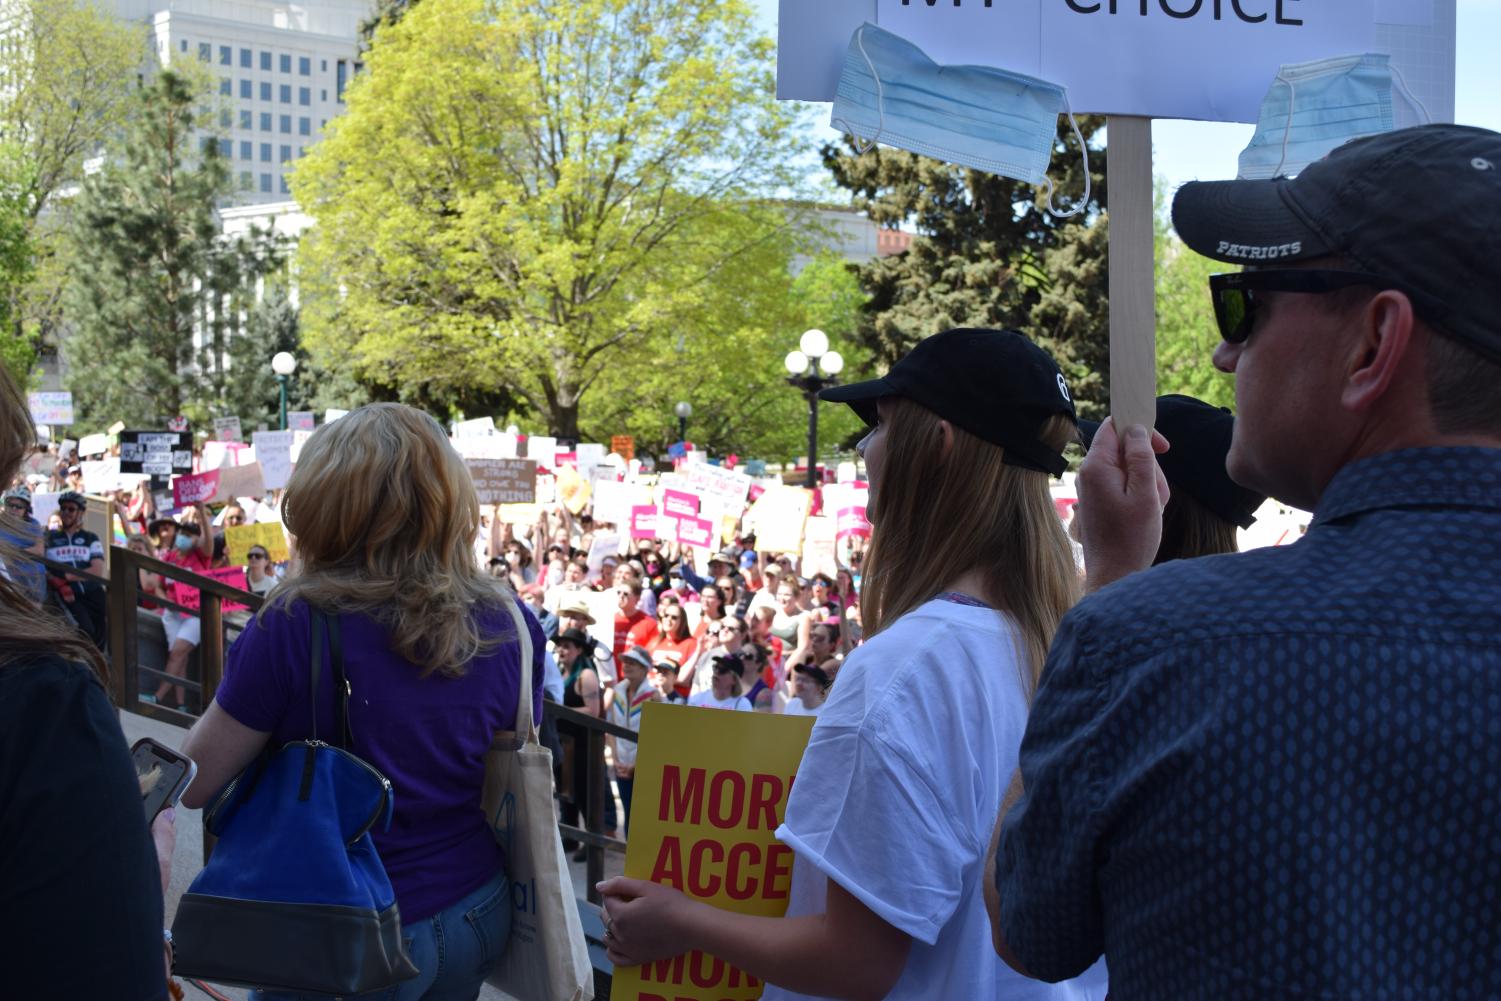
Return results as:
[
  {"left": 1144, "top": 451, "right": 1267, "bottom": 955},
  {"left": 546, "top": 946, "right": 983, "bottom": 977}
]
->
[
  {"left": 820, "top": 328, "right": 1077, "bottom": 475},
  {"left": 1080, "top": 395, "right": 1266, "bottom": 529},
  {"left": 1172, "top": 124, "right": 1501, "bottom": 363}
]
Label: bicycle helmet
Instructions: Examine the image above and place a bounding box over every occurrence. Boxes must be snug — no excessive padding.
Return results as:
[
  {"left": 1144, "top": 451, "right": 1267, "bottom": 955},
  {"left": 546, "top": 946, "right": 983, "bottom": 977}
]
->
[
  {"left": 2, "top": 486, "right": 31, "bottom": 512},
  {"left": 57, "top": 489, "right": 87, "bottom": 508}
]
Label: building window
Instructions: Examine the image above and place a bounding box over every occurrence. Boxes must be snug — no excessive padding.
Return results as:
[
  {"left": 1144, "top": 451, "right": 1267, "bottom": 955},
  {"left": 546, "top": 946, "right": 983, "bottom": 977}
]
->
[
  {"left": 279, "top": 144, "right": 291, "bottom": 163},
  {"left": 219, "top": 110, "right": 231, "bottom": 128},
  {"left": 260, "top": 143, "right": 271, "bottom": 162},
  {"left": 179, "top": 39, "right": 187, "bottom": 53},
  {"left": 219, "top": 45, "right": 231, "bottom": 65},
  {"left": 219, "top": 77, "right": 231, "bottom": 96},
  {"left": 298, "top": 146, "right": 306, "bottom": 158},
  {"left": 239, "top": 110, "right": 252, "bottom": 129},
  {"left": 217, "top": 138, "right": 231, "bottom": 157},
  {"left": 240, "top": 47, "right": 251, "bottom": 68},
  {"left": 280, "top": 175, "right": 290, "bottom": 194},
  {"left": 240, "top": 171, "right": 252, "bottom": 189},
  {"left": 260, "top": 173, "right": 272, "bottom": 193},
  {"left": 260, "top": 50, "right": 271, "bottom": 71},
  {"left": 279, "top": 84, "right": 291, "bottom": 103},
  {"left": 198, "top": 42, "right": 210, "bottom": 62},
  {"left": 298, "top": 117, "right": 310, "bottom": 136},
  {"left": 239, "top": 79, "right": 251, "bottom": 99},
  {"left": 260, "top": 112, "right": 272, "bottom": 132},
  {"left": 336, "top": 59, "right": 347, "bottom": 102},
  {"left": 320, "top": 89, "right": 327, "bottom": 102},
  {"left": 298, "top": 87, "right": 310, "bottom": 106},
  {"left": 279, "top": 53, "right": 291, "bottom": 73},
  {"left": 279, "top": 115, "right": 291, "bottom": 134},
  {"left": 298, "top": 56, "right": 310, "bottom": 76},
  {"left": 239, "top": 141, "right": 252, "bottom": 159},
  {"left": 259, "top": 81, "right": 271, "bottom": 101},
  {"left": 321, "top": 59, "right": 327, "bottom": 72}
]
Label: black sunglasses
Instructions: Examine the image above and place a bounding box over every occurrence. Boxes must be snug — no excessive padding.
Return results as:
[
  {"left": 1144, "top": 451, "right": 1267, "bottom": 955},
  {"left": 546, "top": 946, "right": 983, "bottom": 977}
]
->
[{"left": 1208, "top": 269, "right": 1445, "bottom": 345}]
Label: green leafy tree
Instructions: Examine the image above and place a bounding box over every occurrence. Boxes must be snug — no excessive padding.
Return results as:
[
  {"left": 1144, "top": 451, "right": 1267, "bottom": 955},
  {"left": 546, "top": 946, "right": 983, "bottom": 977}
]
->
[
  {"left": 821, "top": 120, "right": 1109, "bottom": 415},
  {"left": 294, "top": 0, "right": 808, "bottom": 442},
  {"left": 1154, "top": 186, "right": 1234, "bottom": 410},
  {"left": 60, "top": 69, "right": 281, "bottom": 427},
  {"left": 1, "top": 0, "right": 145, "bottom": 362},
  {"left": 0, "top": 146, "right": 37, "bottom": 384}
]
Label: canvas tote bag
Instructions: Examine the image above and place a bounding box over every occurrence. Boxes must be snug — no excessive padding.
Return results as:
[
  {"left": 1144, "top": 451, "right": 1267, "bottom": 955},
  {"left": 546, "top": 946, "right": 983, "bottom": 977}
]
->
[{"left": 484, "top": 597, "right": 594, "bottom": 1001}]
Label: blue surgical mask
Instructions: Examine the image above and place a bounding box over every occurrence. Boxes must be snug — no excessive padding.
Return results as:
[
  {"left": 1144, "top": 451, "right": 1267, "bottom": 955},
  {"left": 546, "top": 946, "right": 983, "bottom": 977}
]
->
[
  {"left": 1237, "top": 53, "right": 1430, "bottom": 180},
  {"left": 830, "top": 23, "right": 1089, "bottom": 218},
  {"left": 175, "top": 534, "right": 193, "bottom": 552}
]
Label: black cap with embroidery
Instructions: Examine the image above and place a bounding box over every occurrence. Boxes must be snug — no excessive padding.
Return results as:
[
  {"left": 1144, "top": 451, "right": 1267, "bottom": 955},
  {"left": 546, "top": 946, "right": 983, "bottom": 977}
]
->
[
  {"left": 1172, "top": 123, "right": 1501, "bottom": 363},
  {"left": 1080, "top": 395, "right": 1266, "bottom": 529},
  {"left": 819, "top": 328, "right": 1077, "bottom": 475}
]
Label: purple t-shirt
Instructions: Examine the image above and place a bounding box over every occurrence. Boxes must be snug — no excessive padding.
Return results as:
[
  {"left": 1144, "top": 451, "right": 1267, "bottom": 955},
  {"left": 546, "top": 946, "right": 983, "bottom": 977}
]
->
[{"left": 214, "top": 597, "right": 545, "bottom": 922}]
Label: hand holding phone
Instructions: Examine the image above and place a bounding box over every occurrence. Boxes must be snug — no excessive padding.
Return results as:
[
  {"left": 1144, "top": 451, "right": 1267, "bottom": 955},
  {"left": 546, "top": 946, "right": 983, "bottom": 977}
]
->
[{"left": 132, "top": 737, "right": 197, "bottom": 824}]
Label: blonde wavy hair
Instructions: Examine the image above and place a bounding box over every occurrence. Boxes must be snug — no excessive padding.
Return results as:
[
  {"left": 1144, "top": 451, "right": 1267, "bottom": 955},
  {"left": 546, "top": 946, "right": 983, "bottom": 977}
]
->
[
  {"left": 269, "top": 403, "right": 508, "bottom": 677},
  {"left": 859, "top": 398, "right": 1079, "bottom": 697}
]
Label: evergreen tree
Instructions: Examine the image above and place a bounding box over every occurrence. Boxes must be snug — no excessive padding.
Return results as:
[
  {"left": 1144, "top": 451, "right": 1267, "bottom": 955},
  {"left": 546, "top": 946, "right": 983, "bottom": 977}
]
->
[
  {"left": 61, "top": 69, "right": 280, "bottom": 428},
  {"left": 821, "top": 118, "right": 1111, "bottom": 416}
]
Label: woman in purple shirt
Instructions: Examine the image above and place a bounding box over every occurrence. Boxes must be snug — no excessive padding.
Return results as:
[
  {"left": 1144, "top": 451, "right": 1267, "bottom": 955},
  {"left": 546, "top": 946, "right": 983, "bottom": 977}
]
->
[{"left": 181, "top": 403, "right": 544, "bottom": 1001}]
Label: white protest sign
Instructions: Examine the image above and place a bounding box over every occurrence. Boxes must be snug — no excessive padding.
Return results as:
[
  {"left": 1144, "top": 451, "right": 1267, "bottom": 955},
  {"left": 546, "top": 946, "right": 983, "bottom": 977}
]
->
[
  {"left": 252, "top": 430, "right": 295, "bottom": 491},
  {"left": 592, "top": 479, "right": 652, "bottom": 527},
  {"left": 525, "top": 435, "right": 557, "bottom": 469},
  {"left": 679, "top": 462, "right": 753, "bottom": 513},
  {"left": 576, "top": 443, "right": 606, "bottom": 483},
  {"left": 27, "top": 391, "right": 73, "bottom": 426},
  {"left": 78, "top": 433, "right": 111, "bottom": 457},
  {"left": 325, "top": 408, "right": 350, "bottom": 423},
  {"left": 290, "top": 429, "right": 313, "bottom": 464},
  {"left": 453, "top": 416, "right": 496, "bottom": 438},
  {"left": 781, "top": 0, "right": 1453, "bottom": 124},
  {"left": 80, "top": 459, "right": 121, "bottom": 494},
  {"left": 287, "top": 411, "right": 316, "bottom": 432},
  {"left": 586, "top": 532, "right": 622, "bottom": 578},
  {"left": 213, "top": 416, "right": 243, "bottom": 443},
  {"left": 32, "top": 491, "right": 60, "bottom": 527}
]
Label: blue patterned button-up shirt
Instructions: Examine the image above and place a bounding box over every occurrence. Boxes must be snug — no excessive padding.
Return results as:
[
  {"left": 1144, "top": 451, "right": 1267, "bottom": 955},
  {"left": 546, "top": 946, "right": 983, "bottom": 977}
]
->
[{"left": 997, "top": 447, "right": 1501, "bottom": 1000}]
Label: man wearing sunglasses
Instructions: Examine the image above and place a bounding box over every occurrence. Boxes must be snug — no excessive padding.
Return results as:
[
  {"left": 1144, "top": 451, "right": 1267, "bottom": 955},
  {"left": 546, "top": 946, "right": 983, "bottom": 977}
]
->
[{"left": 992, "top": 124, "right": 1501, "bottom": 999}]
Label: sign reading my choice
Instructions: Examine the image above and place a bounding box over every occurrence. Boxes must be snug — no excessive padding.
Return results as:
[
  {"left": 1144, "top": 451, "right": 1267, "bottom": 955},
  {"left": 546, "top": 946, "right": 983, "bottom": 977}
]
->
[{"left": 614, "top": 704, "right": 815, "bottom": 1001}]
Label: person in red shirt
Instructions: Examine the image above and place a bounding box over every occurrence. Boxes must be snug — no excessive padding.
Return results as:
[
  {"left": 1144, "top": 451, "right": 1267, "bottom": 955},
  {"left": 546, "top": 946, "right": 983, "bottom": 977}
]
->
[
  {"left": 145, "top": 503, "right": 214, "bottom": 710},
  {"left": 648, "top": 599, "right": 697, "bottom": 696},
  {"left": 612, "top": 581, "right": 656, "bottom": 659}
]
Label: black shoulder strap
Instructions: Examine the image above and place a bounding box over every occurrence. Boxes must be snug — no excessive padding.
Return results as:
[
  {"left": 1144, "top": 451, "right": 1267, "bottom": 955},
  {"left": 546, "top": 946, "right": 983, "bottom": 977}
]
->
[
  {"left": 328, "top": 612, "right": 351, "bottom": 750},
  {"left": 309, "top": 609, "right": 323, "bottom": 743}
]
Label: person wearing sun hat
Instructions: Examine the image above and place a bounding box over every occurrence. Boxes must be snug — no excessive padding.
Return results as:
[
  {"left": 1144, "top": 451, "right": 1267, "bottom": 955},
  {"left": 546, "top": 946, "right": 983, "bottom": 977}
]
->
[
  {"left": 600, "top": 328, "right": 1106, "bottom": 1000},
  {"left": 992, "top": 124, "right": 1501, "bottom": 1000}
]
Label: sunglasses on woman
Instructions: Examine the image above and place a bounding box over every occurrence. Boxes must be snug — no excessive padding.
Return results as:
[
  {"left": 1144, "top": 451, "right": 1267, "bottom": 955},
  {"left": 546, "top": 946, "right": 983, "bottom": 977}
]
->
[
  {"left": 248, "top": 551, "right": 268, "bottom": 560},
  {"left": 1208, "top": 269, "right": 1445, "bottom": 345}
]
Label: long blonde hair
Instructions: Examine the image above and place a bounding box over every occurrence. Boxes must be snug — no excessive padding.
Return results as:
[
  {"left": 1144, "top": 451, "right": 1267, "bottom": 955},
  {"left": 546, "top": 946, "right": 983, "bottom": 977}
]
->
[
  {"left": 860, "top": 399, "right": 1079, "bottom": 696},
  {"left": 269, "top": 403, "right": 507, "bottom": 677}
]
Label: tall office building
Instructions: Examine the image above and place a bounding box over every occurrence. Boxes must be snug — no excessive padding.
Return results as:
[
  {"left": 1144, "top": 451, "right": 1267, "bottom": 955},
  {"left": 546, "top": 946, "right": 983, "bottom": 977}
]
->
[{"left": 110, "top": 0, "right": 371, "bottom": 205}]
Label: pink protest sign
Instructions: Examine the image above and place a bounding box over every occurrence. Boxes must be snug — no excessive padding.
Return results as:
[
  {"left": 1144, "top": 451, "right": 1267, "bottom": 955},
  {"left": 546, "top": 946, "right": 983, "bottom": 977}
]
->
[
  {"left": 676, "top": 515, "right": 715, "bottom": 550},
  {"left": 661, "top": 489, "right": 700, "bottom": 519},
  {"left": 553, "top": 451, "right": 578, "bottom": 469},
  {"left": 630, "top": 505, "right": 659, "bottom": 540},
  {"left": 748, "top": 483, "right": 766, "bottom": 503},
  {"left": 174, "top": 565, "right": 252, "bottom": 613},
  {"left": 835, "top": 506, "right": 871, "bottom": 540},
  {"left": 173, "top": 469, "right": 219, "bottom": 508}
]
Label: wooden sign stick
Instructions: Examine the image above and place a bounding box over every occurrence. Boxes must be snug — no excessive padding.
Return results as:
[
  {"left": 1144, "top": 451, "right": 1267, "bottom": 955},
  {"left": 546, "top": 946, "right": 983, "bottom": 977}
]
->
[{"left": 1106, "top": 114, "right": 1157, "bottom": 433}]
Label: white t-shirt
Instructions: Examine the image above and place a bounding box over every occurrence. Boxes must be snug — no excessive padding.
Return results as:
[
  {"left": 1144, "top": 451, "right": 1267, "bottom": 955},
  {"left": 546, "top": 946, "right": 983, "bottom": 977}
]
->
[
  {"left": 687, "top": 689, "right": 752, "bottom": 712},
  {"left": 765, "top": 598, "right": 1109, "bottom": 1001},
  {"left": 783, "top": 697, "right": 820, "bottom": 717}
]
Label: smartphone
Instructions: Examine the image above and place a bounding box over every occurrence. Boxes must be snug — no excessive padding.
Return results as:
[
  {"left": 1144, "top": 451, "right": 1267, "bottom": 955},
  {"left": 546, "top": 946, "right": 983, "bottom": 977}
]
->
[{"left": 131, "top": 737, "right": 197, "bottom": 824}]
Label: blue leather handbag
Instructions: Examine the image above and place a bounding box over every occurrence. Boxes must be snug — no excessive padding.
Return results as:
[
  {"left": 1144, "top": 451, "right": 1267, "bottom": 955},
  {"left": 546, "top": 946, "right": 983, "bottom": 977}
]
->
[{"left": 171, "top": 610, "right": 420, "bottom": 993}]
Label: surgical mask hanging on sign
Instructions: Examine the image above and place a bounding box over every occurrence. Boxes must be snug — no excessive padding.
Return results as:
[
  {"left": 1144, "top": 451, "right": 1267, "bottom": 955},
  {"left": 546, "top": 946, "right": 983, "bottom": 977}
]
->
[
  {"left": 1237, "top": 52, "right": 1431, "bottom": 180},
  {"left": 829, "top": 23, "right": 1090, "bottom": 218}
]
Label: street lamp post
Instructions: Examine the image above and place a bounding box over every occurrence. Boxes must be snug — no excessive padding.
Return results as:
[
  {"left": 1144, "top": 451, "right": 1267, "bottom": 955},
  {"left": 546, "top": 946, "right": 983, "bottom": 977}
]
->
[
  {"left": 784, "top": 329, "right": 843, "bottom": 489},
  {"left": 674, "top": 400, "right": 692, "bottom": 443},
  {"left": 271, "top": 351, "right": 297, "bottom": 430}
]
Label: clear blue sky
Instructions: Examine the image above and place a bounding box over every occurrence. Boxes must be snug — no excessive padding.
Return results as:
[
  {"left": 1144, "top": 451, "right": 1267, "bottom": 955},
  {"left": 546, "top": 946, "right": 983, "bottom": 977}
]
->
[{"left": 751, "top": 0, "right": 1501, "bottom": 196}]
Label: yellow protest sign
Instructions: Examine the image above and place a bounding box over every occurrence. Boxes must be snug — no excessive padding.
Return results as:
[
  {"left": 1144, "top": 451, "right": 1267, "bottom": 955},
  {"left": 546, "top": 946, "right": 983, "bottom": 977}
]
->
[
  {"left": 613, "top": 703, "right": 815, "bottom": 1001},
  {"left": 556, "top": 465, "right": 592, "bottom": 515},
  {"left": 225, "top": 522, "right": 290, "bottom": 564}
]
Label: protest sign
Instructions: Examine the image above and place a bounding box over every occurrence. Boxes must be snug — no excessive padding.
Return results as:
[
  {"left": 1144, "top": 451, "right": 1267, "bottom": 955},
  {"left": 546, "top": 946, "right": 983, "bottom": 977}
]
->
[
  {"left": 744, "top": 485, "right": 812, "bottom": 556},
  {"left": 681, "top": 462, "right": 753, "bottom": 514},
  {"left": 225, "top": 522, "right": 289, "bottom": 564},
  {"left": 610, "top": 434, "right": 636, "bottom": 461},
  {"left": 453, "top": 415, "right": 495, "bottom": 437},
  {"left": 167, "top": 416, "right": 189, "bottom": 433},
  {"left": 252, "top": 430, "right": 295, "bottom": 491},
  {"left": 497, "top": 502, "right": 541, "bottom": 524},
  {"left": 290, "top": 429, "right": 313, "bottom": 463},
  {"left": 106, "top": 420, "right": 125, "bottom": 435},
  {"left": 676, "top": 515, "right": 715, "bottom": 551},
  {"left": 824, "top": 482, "right": 870, "bottom": 540},
  {"left": 586, "top": 532, "right": 623, "bottom": 578},
  {"left": 576, "top": 443, "right": 606, "bottom": 482},
  {"left": 120, "top": 430, "right": 192, "bottom": 477},
  {"left": 172, "top": 470, "right": 219, "bottom": 508},
  {"left": 556, "top": 465, "right": 591, "bottom": 515},
  {"left": 661, "top": 489, "right": 701, "bottom": 521},
  {"left": 213, "top": 416, "right": 243, "bottom": 443},
  {"left": 32, "top": 491, "right": 60, "bottom": 527},
  {"left": 78, "top": 433, "right": 111, "bottom": 457},
  {"left": 175, "top": 566, "right": 252, "bottom": 613},
  {"left": 325, "top": 408, "right": 349, "bottom": 423},
  {"left": 800, "top": 516, "right": 839, "bottom": 580},
  {"left": 215, "top": 461, "right": 266, "bottom": 502},
  {"left": 630, "top": 505, "right": 659, "bottom": 541},
  {"left": 594, "top": 480, "right": 651, "bottom": 527},
  {"left": 287, "top": 411, "right": 316, "bottom": 432},
  {"left": 613, "top": 704, "right": 815, "bottom": 1001},
  {"left": 201, "top": 440, "right": 250, "bottom": 471},
  {"left": 80, "top": 459, "right": 122, "bottom": 494},
  {"left": 28, "top": 391, "right": 72, "bottom": 426},
  {"left": 526, "top": 435, "right": 557, "bottom": 469},
  {"left": 467, "top": 458, "right": 538, "bottom": 505}
]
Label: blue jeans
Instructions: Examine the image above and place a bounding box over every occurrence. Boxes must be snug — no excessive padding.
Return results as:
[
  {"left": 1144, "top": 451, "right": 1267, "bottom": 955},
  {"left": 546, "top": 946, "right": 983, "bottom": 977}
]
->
[{"left": 251, "top": 869, "right": 511, "bottom": 1001}]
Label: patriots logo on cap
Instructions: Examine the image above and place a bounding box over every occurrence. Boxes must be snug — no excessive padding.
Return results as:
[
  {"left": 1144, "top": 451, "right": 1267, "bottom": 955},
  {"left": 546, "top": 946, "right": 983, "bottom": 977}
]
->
[{"left": 1056, "top": 373, "right": 1071, "bottom": 402}]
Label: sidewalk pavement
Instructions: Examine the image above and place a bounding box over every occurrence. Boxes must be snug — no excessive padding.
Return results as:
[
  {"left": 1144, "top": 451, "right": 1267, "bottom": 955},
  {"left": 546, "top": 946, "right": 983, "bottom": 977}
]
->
[{"left": 121, "top": 708, "right": 623, "bottom": 1000}]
